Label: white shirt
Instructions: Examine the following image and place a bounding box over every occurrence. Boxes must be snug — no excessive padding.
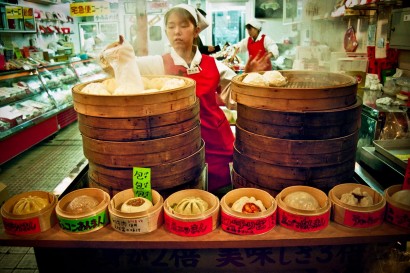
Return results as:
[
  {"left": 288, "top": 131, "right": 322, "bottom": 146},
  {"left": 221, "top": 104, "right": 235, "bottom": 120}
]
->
[
  {"left": 135, "top": 46, "right": 237, "bottom": 109},
  {"left": 234, "top": 33, "right": 279, "bottom": 59}
]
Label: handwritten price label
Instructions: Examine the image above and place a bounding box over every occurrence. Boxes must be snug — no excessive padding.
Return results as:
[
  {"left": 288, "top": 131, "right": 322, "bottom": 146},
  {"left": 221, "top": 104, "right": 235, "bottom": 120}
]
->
[{"left": 133, "top": 167, "right": 152, "bottom": 202}]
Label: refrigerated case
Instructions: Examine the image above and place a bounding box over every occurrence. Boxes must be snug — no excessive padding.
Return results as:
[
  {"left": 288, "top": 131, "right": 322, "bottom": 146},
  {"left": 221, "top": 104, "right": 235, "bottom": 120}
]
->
[
  {"left": 0, "top": 59, "right": 107, "bottom": 164},
  {"left": 0, "top": 70, "right": 59, "bottom": 164}
]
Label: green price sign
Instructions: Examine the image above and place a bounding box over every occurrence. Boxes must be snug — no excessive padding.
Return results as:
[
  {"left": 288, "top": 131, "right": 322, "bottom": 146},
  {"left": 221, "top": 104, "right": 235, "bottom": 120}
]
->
[{"left": 132, "top": 167, "right": 152, "bottom": 202}]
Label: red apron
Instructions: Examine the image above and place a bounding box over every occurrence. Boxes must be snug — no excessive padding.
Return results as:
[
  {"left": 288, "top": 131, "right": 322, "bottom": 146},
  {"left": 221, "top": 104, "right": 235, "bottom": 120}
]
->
[
  {"left": 247, "top": 34, "right": 272, "bottom": 71},
  {"left": 163, "top": 54, "right": 234, "bottom": 191}
]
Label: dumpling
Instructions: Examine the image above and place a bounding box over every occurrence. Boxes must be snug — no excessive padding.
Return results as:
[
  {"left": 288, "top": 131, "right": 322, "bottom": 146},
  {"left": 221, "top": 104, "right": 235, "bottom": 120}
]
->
[
  {"left": 231, "top": 196, "right": 266, "bottom": 214},
  {"left": 173, "top": 196, "right": 208, "bottom": 215},
  {"left": 81, "top": 83, "right": 110, "bottom": 95},
  {"left": 121, "top": 197, "right": 153, "bottom": 213},
  {"left": 160, "top": 78, "right": 185, "bottom": 90},
  {"left": 102, "top": 78, "right": 118, "bottom": 94},
  {"left": 263, "top": 71, "right": 287, "bottom": 87},
  {"left": 242, "top": 73, "right": 267, "bottom": 86},
  {"left": 66, "top": 195, "right": 99, "bottom": 214},
  {"left": 340, "top": 187, "right": 373, "bottom": 207},
  {"left": 145, "top": 77, "right": 169, "bottom": 90},
  {"left": 13, "top": 195, "right": 49, "bottom": 215},
  {"left": 284, "top": 191, "right": 320, "bottom": 211},
  {"left": 391, "top": 190, "right": 410, "bottom": 206}
]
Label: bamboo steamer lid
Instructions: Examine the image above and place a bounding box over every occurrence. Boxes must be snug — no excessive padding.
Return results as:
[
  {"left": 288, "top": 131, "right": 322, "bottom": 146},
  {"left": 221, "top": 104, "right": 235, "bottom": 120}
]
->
[
  {"left": 231, "top": 70, "right": 357, "bottom": 111},
  {"left": 163, "top": 189, "right": 219, "bottom": 236},
  {"left": 108, "top": 189, "right": 163, "bottom": 234},
  {"left": 220, "top": 188, "right": 277, "bottom": 235},
  {"left": 276, "top": 185, "right": 331, "bottom": 232},
  {"left": 72, "top": 76, "right": 196, "bottom": 118},
  {"left": 56, "top": 188, "right": 110, "bottom": 234},
  {"left": 329, "top": 183, "right": 386, "bottom": 228},
  {"left": 1, "top": 191, "right": 57, "bottom": 235},
  {"left": 384, "top": 184, "right": 410, "bottom": 229}
]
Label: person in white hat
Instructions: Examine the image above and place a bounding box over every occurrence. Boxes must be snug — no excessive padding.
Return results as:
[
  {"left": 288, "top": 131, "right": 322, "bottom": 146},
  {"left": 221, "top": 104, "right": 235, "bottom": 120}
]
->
[
  {"left": 233, "top": 19, "right": 279, "bottom": 71},
  {"left": 100, "top": 4, "right": 267, "bottom": 194}
]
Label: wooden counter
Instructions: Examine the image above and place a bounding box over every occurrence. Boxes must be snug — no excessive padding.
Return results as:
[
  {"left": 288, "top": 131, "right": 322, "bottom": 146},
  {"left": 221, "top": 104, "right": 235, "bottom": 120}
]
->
[{"left": 1, "top": 221, "right": 408, "bottom": 249}]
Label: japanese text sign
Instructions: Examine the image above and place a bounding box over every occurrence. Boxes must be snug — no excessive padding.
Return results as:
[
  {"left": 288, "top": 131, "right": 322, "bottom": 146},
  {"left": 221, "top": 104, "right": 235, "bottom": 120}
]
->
[{"left": 70, "top": 2, "right": 110, "bottom": 17}]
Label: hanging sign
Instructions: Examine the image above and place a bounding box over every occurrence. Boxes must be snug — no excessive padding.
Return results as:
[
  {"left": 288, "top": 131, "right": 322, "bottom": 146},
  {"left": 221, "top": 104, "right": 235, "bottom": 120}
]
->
[
  {"left": 6, "top": 6, "right": 23, "bottom": 19},
  {"left": 23, "top": 7, "right": 33, "bottom": 19},
  {"left": 70, "top": 2, "right": 110, "bottom": 17}
]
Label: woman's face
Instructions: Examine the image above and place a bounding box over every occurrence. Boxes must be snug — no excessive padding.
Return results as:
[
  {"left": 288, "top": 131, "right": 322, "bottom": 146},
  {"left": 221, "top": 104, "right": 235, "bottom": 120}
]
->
[
  {"left": 246, "top": 26, "right": 259, "bottom": 39},
  {"left": 165, "top": 10, "right": 199, "bottom": 51}
]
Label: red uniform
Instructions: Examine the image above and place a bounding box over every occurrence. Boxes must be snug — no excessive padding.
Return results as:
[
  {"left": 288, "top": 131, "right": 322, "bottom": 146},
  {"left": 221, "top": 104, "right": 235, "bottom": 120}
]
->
[
  {"left": 163, "top": 54, "right": 234, "bottom": 192},
  {"left": 247, "top": 34, "right": 272, "bottom": 71}
]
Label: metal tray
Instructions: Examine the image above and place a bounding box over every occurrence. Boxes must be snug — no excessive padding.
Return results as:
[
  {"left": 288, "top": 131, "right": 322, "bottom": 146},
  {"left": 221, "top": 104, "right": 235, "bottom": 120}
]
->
[{"left": 373, "top": 139, "right": 410, "bottom": 170}]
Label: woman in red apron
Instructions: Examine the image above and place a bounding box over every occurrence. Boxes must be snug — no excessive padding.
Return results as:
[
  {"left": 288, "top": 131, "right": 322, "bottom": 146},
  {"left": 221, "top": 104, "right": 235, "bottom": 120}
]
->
[
  {"left": 101, "top": 4, "right": 268, "bottom": 193},
  {"left": 233, "top": 19, "right": 279, "bottom": 71}
]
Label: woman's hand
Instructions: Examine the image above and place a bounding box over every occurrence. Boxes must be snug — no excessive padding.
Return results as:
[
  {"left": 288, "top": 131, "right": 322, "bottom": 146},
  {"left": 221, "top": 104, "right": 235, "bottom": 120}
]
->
[{"left": 244, "top": 51, "right": 271, "bottom": 72}]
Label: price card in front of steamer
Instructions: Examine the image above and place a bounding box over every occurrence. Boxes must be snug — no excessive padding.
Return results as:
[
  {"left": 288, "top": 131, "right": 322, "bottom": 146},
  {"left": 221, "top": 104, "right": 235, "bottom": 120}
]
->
[{"left": 132, "top": 167, "right": 152, "bottom": 202}]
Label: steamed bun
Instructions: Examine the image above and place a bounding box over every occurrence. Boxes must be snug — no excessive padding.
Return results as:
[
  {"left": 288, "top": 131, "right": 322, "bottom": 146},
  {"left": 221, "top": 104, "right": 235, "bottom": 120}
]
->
[
  {"left": 13, "top": 195, "right": 49, "bottom": 215},
  {"left": 173, "top": 196, "right": 208, "bottom": 215},
  {"left": 340, "top": 187, "right": 374, "bottom": 207},
  {"left": 242, "top": 73, "right": 267, "bottom": 86},
  {"left": 391, "top": 190, "right": 410, "bottom": 206},
  {"left": 263, "top": 71, "right": 287, "bottom": 87},
  {"left": 231, "top": 196, "right": 266, "bottom": 214},
  {"left": 66, "top": 195, "right": 99, "bottom": 214},
  {"left": 81, "top": 83, "right": 110, "bottom": 95},
  {"left": 284, "top": 191, "right": 320, "bottom": 211},
  {"left": 121, "top": 197, "right": 153, "bottom": 213}
]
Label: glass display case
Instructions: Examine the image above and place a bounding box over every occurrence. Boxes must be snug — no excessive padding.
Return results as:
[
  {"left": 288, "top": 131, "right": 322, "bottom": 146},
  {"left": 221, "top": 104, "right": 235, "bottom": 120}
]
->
[
  {"left": 71, "top": 59, "right": 108, "bottom": 83},
  {"left": 38, "top": 64, "right": 80, "bottom": 110},
  {"left": 0, "top": 60, "right": 107, "bottom": 164},
  {"left": 0, "top": 71, "right": 57, "bottom": 138}
]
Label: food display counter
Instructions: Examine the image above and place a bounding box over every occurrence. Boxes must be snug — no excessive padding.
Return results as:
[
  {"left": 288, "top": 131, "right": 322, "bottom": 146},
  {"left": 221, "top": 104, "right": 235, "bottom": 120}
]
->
[{"left": 0, "top": 162, "right": 409, "bottom": 273}]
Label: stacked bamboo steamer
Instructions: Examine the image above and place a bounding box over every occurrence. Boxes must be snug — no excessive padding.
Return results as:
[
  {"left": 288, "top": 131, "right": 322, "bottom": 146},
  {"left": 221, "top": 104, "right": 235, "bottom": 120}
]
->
[
  {"left": 231, "top": 70, "right": 360, "bottom": 196},
  {"left": 72, "top": 76, "right": 205, "bottom": 197}
]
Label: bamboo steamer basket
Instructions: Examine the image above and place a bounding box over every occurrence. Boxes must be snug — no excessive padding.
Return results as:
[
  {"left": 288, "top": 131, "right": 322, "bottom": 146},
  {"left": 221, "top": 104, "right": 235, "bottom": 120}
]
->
[
  {"left": 235, "top": 125, "right": 358, "bottom": 167},
  {"left": 236, "top": 98, "right": 361, "bottom": 140},
  {"left": 89, "top": 164, "right": 206, "bottom": 199},
  {"left": 384, "top": 184, "right": 410, "bottom": 229},
  {"left": 82, "top": 125, "right": 202, "bottom": 168},
  {"left": 233, "top": 146, "right": 355, "bottom": 194},
  {"left": 56, "top": 188, "right": 110, "bottom": 234},
  {"left": 231, "top": 70, "right": 357, "bottom": 111},
  {"left": 108, "top": 189, "right": 163, "bottom": 234},
  {"left": 329, "top": 183, "right": 386, "bottom": 228},
  {"left": 87, "top": 140, "right": 205, "bottom": 196},
  {"left": 77, "top": 99, "right": 200, "bottom": 141},
  {"left": 276, "top": 186, "right": 331, "bottom": 232},
  {"left": 1, "top": 191, "right": 57, "bottom": 235},
  {"left": 220, "top": 188, "right": 277, "bottom": 235},
  {"left": 163, "top": 189, "right": 219, "bottom": 236},
  {"left": 231, "top": 168, "right": 280, "bottom": 197},
  {"left": 72, "top": 76, "right": 196, "bottom": 118}
]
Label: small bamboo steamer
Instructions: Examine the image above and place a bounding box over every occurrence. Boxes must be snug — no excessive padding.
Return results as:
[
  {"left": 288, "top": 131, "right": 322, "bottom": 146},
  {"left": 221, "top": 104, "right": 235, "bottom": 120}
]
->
[
  {"left": 220, "top": 188, "right": 277, "bottom": 235},
  {"left": 329, "top": 183, "right": 386, "bottom": 228},
  {"left": 276, "top": 186, "right": 331, "bottom": 232},
  {"left": 1, "top": 191, "right": 57, "bottom": 235},
  {"left": 163, "top": 189, "right": 219, "bottom": 236},
  {"left": 56, "top": 188, "right": 110, "bottom": 234},
  {"left": 108, "top": 189, "right": 164, "bottom": 234},
  {"left": 384, "top": 184, "right": 410, "bottom": 229}
]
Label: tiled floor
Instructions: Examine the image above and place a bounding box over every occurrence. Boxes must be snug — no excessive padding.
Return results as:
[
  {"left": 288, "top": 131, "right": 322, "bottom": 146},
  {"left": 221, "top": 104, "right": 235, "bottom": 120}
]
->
[
  {"left": 0, "top": 122, "right": 84, "bottom": 273},
  {"left": 0, "top": 246, "right": 38, "bottom": 273}
]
